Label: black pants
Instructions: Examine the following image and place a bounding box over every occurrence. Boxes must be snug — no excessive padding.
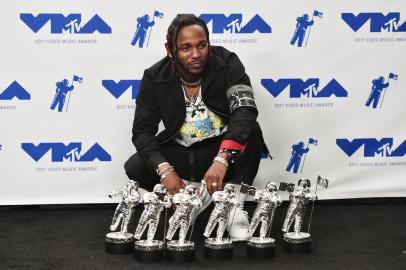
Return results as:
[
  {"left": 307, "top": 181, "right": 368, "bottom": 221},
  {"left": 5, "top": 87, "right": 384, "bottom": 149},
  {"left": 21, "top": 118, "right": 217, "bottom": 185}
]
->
[{"left": 124, "top": 125, "right": 264, "bottom": 191}]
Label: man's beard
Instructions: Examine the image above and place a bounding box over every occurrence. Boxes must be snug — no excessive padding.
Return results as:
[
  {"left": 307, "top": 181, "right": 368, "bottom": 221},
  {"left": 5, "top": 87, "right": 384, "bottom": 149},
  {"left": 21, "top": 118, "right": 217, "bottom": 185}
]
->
[{"left": 173, "top": 56, "right": 207, "bottom": 79}]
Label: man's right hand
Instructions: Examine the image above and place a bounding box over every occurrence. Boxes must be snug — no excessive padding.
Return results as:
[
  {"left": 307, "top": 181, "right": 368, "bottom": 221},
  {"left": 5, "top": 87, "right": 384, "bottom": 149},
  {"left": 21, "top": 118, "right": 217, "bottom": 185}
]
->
[{"left": 160, "top": 171, "right": 185, "bottom": 195}]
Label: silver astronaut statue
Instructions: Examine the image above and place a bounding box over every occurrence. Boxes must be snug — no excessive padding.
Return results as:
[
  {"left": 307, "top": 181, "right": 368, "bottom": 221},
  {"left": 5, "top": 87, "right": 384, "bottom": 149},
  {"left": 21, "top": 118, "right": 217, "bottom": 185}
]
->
[
  {"left": 134, "top": 183, "right": 171, "bottom": 249},
  {"left": 282, "top": 179, "right": 316, "bottom": 241},
  {"left": 203, "top": 183, "right": 239, "bottom": 247},
  {"left": 109, "top": 180, "right": 141, "bottom": 234},
  {"left": 165, "top": 184, "right": 202, "bottom": 258},
  {"left": 248, "top": 182, "right": 282, "bottom": 246},
  {"left": 105, "top": 180, "right": 140, "bottom": 254}
]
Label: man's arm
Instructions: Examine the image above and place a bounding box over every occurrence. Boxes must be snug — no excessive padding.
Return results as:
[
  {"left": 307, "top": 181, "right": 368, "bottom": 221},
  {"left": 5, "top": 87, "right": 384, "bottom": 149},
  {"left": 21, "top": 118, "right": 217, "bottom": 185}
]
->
[
  {"left": 132, "top": 71, "right": 185, "bottom": 194},
  {"left": 132, "top": 71, "right": 166, "bottom": 172},
  {"left": 222, "top": 51, "right": 258, "bottom": 150},
  {"left": 204, "top": 49, "right": 258, "bottom": 193}
]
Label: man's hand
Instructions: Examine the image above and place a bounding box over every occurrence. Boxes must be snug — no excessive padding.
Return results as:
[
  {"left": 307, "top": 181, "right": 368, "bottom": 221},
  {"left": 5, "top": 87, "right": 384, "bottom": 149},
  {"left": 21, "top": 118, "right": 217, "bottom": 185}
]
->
[
  {"left": 204, "top": 154, "right": 228, "bottom": 195},
  {"left": 160, "top": 171, "right": 185, "bottom": 195}
]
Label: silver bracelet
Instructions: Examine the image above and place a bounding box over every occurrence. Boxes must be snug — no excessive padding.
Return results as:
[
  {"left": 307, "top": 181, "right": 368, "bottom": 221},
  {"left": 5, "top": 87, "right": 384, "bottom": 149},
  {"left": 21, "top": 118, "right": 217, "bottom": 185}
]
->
[
  {"left": 158, "top": 165, "right": 173, "bottom": 176},
  {"left": 160, "top": 167, "right": 174, "bottom": 182},
  {"left": 214, "top": 156, "right": 228, "bottom": 168}
]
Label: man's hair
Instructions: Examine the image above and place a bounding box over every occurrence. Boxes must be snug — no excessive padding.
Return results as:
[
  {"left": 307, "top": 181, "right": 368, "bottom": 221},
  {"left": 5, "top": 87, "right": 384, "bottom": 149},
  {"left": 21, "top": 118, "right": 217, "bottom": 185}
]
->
[{"left": 166, "top": 14, "right": 210, "bottom": 56}]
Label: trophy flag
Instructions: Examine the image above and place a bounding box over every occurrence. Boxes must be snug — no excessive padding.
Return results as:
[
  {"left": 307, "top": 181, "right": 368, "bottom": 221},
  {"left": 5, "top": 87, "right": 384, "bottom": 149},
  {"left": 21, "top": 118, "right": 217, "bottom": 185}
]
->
[
  {"left": 154, "top": 10, "right": 164, "bottom": 19},
  {"left": 389, "top": 72, "right": 398, "bottom": 80},
  {"left": 317, "top": 176, "right": 329, "bottom": 189},
  {"left": 279, "top": 182, "right": 295, "bottom": 193},
  {"left": 313, "top": 10, "right": 323, "bottom": 18},
  {"left": 73, "top": 75, "right": 83, "bottom": 83},
  {"left": 240, "top": 183, "right": 257, "bottom": 196},
  {"left": 309, "top": 138, "right": 318, "bottom": 146}
]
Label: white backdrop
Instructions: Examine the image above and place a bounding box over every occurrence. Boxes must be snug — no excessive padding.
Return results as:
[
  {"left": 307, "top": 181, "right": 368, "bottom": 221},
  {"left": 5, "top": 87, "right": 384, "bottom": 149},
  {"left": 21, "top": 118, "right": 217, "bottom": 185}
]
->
[{"left": 1, "top": 0, "right": 406, "bottom": 205}]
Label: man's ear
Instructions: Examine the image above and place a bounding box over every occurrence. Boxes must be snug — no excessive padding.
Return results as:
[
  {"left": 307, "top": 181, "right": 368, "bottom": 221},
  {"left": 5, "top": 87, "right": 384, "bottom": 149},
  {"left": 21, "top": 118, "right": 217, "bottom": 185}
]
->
[{"left": 165, "top": 43, "right": 172, "bottom": 58}]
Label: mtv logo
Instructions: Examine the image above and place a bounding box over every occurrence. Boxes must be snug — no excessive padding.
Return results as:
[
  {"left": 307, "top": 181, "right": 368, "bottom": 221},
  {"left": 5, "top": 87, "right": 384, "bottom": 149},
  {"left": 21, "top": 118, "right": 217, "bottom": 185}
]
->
[
  {"left": 342, "top": 13, "right": 406, "bottom": 32},
  {"left": 336, "top": 138, "right": 406, "bottom": 157},
  {"left": 197, "top": 14, "right": 272, "bottom": 34},
  {"left": 0, "top": 81, "right": 31, "bottom": 100},
  {"left": 21, "top": 142, "right": 112, "bottom": 162},
  {"left": 102, "top": 80, "right": 141, "bottom": 99},
  {"left": 261, "top": 78, "right": 348, "bottom": 98},
  {"left": 20, "top": 13, "right": 112, "bottom": 34}
]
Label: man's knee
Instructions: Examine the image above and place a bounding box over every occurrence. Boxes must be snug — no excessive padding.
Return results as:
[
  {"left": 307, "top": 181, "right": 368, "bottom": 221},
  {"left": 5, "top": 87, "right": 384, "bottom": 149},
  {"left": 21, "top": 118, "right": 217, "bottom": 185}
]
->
[{"left": 124, "top": 153, "right": 158, "bottom": 190}]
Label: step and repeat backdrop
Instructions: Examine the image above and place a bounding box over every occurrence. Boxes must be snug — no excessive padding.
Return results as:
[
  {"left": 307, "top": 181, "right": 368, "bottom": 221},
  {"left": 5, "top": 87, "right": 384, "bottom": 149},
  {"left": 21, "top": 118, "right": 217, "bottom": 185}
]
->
[{"left": 1, "top": 1, "right": 406, "bottom": 204}]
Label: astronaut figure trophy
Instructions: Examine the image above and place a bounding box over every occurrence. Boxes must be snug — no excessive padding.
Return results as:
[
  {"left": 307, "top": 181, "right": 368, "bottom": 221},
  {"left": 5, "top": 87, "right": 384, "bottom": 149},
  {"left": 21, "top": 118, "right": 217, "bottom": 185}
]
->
[
  {"left": 165, "top": 185, "right": 202, "bottom": 262},
  {"left": 203, "top": 183, "right": 239, "bottom": 260},
  {"left": 105, "top": 180, "right": 140, "bottom": 254},
  {"left": 281, "top": 178, "right": 316, "bottom": 254},
  {"left": 133, "top": 183, "right": 171, "bottom": 262},
  {"left": 247, "top": 182, "right": 282, "bottom": 259}
]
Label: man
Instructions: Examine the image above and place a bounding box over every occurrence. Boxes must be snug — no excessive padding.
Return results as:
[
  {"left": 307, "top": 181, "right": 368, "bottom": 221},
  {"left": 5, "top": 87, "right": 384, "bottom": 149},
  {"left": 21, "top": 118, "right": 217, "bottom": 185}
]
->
[
  {"left": 290, "top": 14, "right": 314, "bottom": 47},
  {"left": 131, "top": 14, "right": 155, "bottom": 48},
  {"left": 203, "top": 184, "right": 239, "bottom": 241},
  {"left": 134, "top": 184, "right": 171, "bottom": 241},
  {"left": 248, "top": 182, "right": 282, "bottom": 240},
  {"left": 365, "top": 76, "right": 390, "bottom": 108},
  {"left": 166, "top": 185, "right": 202, "bottom": 242},
  {"left": 125, "top": 14, "right": 269, "bottom": 241},
  {"left": 282, "top": 179, "right": 316, "bottom": 234},
  {"left": 50, "top": 79, "right": 74, "bottom": 112},
  {"left": 286, "top": 141, "right": 309, "bottom": 173},
  {"left": 109, "top": 180, "right": 140, "bottom": 234}
]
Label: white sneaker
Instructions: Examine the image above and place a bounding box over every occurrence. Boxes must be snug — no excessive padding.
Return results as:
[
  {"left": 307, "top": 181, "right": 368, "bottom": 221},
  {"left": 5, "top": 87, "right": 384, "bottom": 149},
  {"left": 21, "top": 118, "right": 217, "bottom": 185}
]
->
[
  {"left": 196, "top": 187, "right": 213, "bottom": 216},
  {"left": 227, "top": 206, "right": 250, "bottom": 242}
]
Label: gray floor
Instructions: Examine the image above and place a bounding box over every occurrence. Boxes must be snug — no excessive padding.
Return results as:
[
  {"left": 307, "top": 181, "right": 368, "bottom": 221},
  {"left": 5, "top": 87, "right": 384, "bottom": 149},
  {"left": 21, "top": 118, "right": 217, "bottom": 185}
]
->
[{"left": 1, "top": 200, "right": 405, "bottom": 270}]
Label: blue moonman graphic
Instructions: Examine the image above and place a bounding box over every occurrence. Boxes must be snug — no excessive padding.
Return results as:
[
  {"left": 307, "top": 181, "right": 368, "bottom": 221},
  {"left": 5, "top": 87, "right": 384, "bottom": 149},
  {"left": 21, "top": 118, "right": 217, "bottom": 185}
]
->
[
  {"left": 290, "top": 10, "right": 323, "bottom": 47},
  {"left": 50, "top": 75, "right": 83, "bottom": 112},
  {"left": 365, "top": 73, "right": 398, "bottom": 109},
  {"left": 286, "top": 138, "right": 318, "bottom": 173},
  {"left": 131, "top": 11, "right": 163, "bottom": 48},
  {"left": 365, "top": 72, "right": 398, "bottom": 109}
]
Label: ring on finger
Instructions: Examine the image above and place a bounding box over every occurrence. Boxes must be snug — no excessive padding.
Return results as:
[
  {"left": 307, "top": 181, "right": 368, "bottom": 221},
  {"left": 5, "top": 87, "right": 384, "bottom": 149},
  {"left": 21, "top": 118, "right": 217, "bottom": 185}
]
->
[{"left": 211, "top": 182, "right": 218, "bottom": 187}]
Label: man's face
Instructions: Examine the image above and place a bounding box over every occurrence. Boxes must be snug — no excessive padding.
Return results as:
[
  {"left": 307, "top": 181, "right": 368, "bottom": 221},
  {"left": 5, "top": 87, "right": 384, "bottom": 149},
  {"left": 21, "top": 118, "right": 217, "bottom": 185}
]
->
[{"left": 175, "top": 24, "right": 209, "bottom": 77}]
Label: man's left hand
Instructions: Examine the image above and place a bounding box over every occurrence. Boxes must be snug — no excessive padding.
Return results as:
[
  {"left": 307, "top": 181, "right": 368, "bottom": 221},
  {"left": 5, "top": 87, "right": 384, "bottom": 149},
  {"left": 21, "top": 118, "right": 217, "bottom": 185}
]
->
[{"left": 203, "top": 156, "right": 228, "bottom": 195}]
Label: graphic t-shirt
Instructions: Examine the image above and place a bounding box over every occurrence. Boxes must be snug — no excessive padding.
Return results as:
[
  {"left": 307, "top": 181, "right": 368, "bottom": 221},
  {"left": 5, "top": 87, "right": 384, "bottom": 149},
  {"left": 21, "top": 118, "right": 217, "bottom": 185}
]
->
[{"left": 174, "top": 86, "right": 226, "bottom": 147}]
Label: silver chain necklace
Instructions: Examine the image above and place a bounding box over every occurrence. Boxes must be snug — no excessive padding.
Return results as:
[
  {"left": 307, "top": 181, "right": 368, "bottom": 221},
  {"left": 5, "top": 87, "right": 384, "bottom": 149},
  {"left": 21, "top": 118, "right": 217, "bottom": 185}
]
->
[
  {"left": 180, "top": 77, "right": 202, "bottom": 88},
  {"left": 182, "top": 85, "right": 200, "bottom": 104}
]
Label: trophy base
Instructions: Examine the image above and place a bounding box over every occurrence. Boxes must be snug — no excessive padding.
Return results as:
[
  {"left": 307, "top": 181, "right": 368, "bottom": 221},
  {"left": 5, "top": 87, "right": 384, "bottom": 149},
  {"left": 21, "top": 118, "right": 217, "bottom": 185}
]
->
[
  {"left": 247, "top": 237, "right": 276, "bottom": 259},
  {"left": 105, "top": 232, "right": 134, "bottom": 255},
  {"left": 283, "top": 232, "right": 312, "bottom": 254},
  {"left": 134, "top": 240, "right": 164, "bottom": 263},
  {"left": 166, "top": 240, "right": 194, "bottom": 263},
  {"left": 203, "top": 238, "right": 233, "bottom": 260}
]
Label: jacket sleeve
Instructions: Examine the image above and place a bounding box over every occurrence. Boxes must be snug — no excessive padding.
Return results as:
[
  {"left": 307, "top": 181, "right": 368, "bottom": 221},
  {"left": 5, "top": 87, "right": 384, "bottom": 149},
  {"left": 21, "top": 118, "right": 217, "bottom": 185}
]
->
[
  {"left": 221, "top": 52, "right": 258, "bottom": 150},
  {"left": 132, "top": 71, "right": 167, "bottom": 172}
]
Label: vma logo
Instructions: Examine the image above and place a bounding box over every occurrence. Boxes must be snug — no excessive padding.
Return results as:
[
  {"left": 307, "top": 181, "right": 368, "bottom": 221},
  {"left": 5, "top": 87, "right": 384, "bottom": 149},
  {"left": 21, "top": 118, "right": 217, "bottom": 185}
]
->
[
  {"left": 102, "top": 80, "right": 140, "bottom": 99},
  {"left": 261, "top": 78, "right": 348, "bottom": 98},
  {"left": 337, "top": 138, "right": 406, "bottom": 157},
  {"left": 21, "top": 143, "right": 112, "bottom": 162},
  {"left": 197, "top": 14, "right": 272, "bottom": 34},
  {"left": 0, "top": 81, "right": 31, "bottom": 100},
  {"left": 20, "top": 13, "right": 112, "bottom": 34},
  {"left": 342, "top": 13, "right": 406, "bottom": 32}
]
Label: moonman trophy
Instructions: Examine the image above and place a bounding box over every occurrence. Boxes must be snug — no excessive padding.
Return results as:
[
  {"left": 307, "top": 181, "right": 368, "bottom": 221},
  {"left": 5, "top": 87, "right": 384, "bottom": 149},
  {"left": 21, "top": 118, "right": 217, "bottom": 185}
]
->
[
  {"left": 203, "top": 183, "right": 239, "bottom": 260},
  {"left": 247, "top": 182, "right": 282, "bottom": 259},
  {"left": 166, "top": 185, "right": 202, "bottom": 262},
  {"left": 133, "top": 183, "right": 171, "bottom": 262},
  {"left": 105, "top": 180, "right": 140, "bottom": 254},
  {"left": 281, "top": 178, "right": 317, "bottom": 254}
]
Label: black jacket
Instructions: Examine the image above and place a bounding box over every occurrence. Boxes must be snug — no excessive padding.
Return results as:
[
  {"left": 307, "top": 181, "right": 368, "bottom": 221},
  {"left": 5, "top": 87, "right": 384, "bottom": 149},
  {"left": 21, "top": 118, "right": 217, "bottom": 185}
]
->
[{"left": 132, "top": 46, "right": 265, "bottom": 172}]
